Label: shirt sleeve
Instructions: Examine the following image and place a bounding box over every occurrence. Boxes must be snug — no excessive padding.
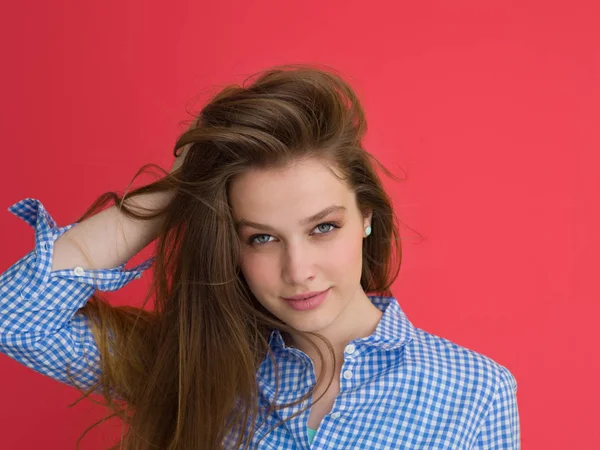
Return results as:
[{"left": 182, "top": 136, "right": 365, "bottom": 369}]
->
[
  {"left": 0, "top": 198, "right": 154, "bottom": 393},
  {"left": 471, "top": 366, "right": 521, "bottom": 449}
]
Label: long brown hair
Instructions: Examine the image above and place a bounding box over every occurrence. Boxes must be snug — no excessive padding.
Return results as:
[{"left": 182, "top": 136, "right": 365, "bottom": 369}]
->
[{"left": 68, "top": 63, "right": 405, "bottom": 449}]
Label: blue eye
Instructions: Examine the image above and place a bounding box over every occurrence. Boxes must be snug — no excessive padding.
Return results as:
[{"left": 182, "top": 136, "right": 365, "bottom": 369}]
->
[
  {"left": 248, "top": 222, "right": 340, "bottom": 246},
  {"left": 252, "top": 234, "right": 274, "bottom": 245},
  {"left": 314, "top": 223, "right": 336, "bottom": 234}
]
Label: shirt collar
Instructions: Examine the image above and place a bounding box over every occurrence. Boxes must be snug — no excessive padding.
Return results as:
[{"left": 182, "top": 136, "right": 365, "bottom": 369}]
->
[{"left": 268, "top": 295, "right": 416, "bottom": 353}]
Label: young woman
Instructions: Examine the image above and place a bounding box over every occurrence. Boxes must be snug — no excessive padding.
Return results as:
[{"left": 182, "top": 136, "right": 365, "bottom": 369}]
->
[{"left": 0, "top": 64, "right": 520, "bottom": 449}]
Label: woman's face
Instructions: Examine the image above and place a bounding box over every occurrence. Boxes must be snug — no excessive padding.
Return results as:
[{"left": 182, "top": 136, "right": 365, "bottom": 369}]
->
[{"left": 229, "top": 157, "right": 372, "bottom": 335}]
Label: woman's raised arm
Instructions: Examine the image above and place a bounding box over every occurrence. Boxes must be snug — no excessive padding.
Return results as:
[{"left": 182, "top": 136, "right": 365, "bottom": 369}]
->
[
  {"left": 0, "top": 196, "right": 158, "bottom": 393},
  {"left": 51, "top": 189, "right": 173, "bottom": 272},
  {"left": 0, "top": 143, "right": 189, "bottom": 395}
]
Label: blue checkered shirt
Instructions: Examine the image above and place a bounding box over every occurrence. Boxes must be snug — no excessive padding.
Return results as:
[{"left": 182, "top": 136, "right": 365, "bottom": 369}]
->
[{"left": 1, "top": 198, "right": 520, "bottom": 449}]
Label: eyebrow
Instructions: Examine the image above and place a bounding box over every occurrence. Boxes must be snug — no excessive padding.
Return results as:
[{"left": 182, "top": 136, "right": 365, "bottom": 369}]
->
[{"left": 236, "top": 205, "right": 346, "bottom": 232}]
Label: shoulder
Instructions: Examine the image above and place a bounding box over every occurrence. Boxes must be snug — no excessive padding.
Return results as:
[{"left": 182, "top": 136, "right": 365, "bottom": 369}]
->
[{"left": 405, "top": 326, "right": 517, "bottom": 405}]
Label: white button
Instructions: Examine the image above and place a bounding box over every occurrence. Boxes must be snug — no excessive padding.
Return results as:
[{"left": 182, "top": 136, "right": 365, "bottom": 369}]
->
[
  {"left": 330, "top": 412, "right": 341, "bottom": 419},
  {"left": 134, "top": 274, "right": 142, "bottom": 280},
  {"left": 343, "top": 370, "right": 353, "bottom": 380},
  {"left": 73, "top": 266, "right": 85, "bottom": 276},
  {"left": 345, "top": 344, "right": 356, "bottom": 354}
]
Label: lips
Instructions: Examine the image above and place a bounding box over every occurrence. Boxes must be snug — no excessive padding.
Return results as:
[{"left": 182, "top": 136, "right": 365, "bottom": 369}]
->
[
  {"left": 283, "top": 289, "right": 328, "bottom": 301},
  {"left": 283, "top": 288, "right": 330, "bottom": 311}
]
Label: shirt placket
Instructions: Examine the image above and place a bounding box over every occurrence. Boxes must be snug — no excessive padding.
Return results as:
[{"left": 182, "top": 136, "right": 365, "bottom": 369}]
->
[{"left": 308, "top": 342, "right": 359, "bottom": 449}]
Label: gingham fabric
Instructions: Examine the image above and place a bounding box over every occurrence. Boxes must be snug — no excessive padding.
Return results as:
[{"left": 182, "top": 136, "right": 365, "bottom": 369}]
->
[
  {"left": 1, "top": 198, "right": 520, "bottom": 449},
  {"left": 0, "top": 198, "right": 154, "bottom": 390}
]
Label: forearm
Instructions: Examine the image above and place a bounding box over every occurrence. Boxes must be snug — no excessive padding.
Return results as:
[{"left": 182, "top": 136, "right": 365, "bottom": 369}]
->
[
  {"left": 52, "top": 190, "right": 174, "bottom": 271},
  {"left": 1, "top": 195, "right": 157, "bottom": 392}
]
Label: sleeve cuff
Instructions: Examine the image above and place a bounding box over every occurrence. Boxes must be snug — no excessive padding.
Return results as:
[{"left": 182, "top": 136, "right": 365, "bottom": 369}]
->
[{"left": 8, "top": 198, "right": 155, "bottom": 293}]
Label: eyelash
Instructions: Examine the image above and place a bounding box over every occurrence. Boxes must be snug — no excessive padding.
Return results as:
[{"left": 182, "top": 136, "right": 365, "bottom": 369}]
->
[{"left": 248, "top": 222, "right": 341, "bottom": 246}]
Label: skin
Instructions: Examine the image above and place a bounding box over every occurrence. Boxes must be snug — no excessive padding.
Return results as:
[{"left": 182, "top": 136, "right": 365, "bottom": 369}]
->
[{"left": 229, "top": 156, "right": 384, "bottom": 380}]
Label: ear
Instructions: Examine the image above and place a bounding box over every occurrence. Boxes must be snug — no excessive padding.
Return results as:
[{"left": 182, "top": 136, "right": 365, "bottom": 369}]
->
[{"left": 363, "top": 209, "right": 373, "bottom": 230}]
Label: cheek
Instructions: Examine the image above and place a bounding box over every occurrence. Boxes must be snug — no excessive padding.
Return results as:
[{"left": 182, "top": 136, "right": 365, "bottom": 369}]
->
[
  {"left": 240, "top": 250, "right": 277, "bottom": 292},
  {"left": 326, "top": 232, "right": 364, "bottom": 278}
]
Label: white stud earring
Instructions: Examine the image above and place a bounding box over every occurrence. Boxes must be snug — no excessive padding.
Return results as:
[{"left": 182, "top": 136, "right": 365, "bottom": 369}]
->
[{"left": 365, "top": 226, "right": 372, "bottom": 237}]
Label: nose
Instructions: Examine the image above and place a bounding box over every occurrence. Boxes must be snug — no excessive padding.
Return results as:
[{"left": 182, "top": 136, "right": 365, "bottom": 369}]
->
[{"left": 281, "top": 242, "right": 315, "bottom": 285}]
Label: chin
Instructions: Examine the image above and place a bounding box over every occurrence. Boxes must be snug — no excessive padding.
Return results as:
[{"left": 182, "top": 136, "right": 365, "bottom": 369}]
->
[
  {"left": 286, "top": 307, "right": 341, "bottom": 335},
  {"left": 289, "top": 318, "right": 332, "bottom": 334}
]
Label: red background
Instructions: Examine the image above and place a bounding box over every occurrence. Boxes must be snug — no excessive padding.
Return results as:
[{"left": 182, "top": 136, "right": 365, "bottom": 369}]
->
[{"left": 1, "top": 1, "right": 598, "bottom": 448}]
